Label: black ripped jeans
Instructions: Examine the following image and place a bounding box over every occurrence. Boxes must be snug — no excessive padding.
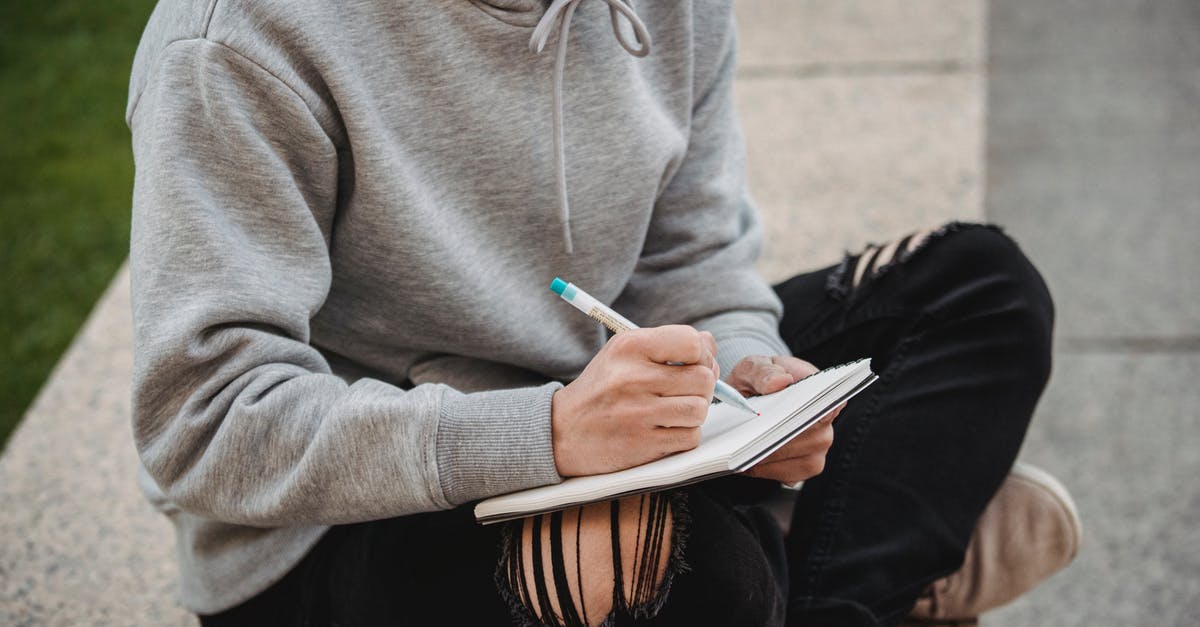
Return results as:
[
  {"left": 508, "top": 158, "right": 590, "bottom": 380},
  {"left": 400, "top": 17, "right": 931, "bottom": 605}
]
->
[{"left": 199, "top": 224, "right": 1054, "bottom": 626}]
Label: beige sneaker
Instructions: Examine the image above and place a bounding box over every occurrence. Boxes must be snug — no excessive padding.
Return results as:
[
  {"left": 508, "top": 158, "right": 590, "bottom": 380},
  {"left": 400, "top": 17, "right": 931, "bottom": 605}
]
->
[{"left": 904, "top": 462, "right": 1082, "bottom": 625}]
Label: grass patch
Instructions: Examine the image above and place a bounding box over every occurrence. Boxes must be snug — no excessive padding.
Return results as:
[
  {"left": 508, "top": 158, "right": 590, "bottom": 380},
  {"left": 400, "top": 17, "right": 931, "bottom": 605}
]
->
[{"left": 0, "top": 1, "right": 157, "bottom": 448}]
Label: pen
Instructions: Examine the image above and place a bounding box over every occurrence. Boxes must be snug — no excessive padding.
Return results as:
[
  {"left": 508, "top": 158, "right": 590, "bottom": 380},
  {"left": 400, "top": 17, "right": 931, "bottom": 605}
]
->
[{"left": 550, "top": 277, "right": 760, "bottom": 416}]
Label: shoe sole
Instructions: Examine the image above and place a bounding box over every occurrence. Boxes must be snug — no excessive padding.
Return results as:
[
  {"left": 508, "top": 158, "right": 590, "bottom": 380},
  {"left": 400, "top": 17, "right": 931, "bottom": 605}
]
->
[{"left": 1011, "top": 461, "right": 1083, "bottom": 560}]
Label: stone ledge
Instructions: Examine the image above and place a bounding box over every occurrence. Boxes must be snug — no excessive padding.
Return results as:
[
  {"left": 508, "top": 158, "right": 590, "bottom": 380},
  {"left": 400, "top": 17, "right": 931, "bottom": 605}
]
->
[
  {"left": 735, "top": 0, "right": 984, "bottom": 69},
  {"left": 741, "top": 72, "right": 985, "bottom": 283},
  {"left": 0, "top": 265, "right": 193, "bottom": 626}
]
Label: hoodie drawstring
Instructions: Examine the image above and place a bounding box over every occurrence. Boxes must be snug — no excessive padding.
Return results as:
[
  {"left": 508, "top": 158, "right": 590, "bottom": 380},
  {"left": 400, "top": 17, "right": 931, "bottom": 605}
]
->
[{"left": 529, "top": 0, "right": 650, "bottom": 254}]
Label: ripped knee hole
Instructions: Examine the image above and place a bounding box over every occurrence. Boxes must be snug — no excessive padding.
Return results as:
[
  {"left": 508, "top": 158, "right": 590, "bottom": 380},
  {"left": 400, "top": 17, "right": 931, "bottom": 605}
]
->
[
  {"left": 498, "top": 492, "right": 684, "bottom": 627},
  {"left": 826, "top": 222, "right": 1002, "bottom": 298}
]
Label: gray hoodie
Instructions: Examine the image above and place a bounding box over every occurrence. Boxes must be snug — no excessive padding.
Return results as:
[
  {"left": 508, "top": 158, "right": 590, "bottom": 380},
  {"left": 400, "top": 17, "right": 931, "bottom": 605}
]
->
[{"left": 127, "top": 0, "right": 788, "bottom": 613}]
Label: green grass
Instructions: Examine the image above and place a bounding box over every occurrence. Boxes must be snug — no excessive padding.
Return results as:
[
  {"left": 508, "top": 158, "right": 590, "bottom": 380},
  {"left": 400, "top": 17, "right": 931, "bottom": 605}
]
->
[{"left": 0, "top": 1, "right": 158, "bottom": 448}]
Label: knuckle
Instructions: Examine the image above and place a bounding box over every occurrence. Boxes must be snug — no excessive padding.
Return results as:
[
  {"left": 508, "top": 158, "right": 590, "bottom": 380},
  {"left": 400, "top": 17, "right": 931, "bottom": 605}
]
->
[
  {"left": 670, "top": 325, "right": 705, "bottom": 359},
  {"left": 737, "top": 355, "right": 766, "bottom": 372},
  {"left": 744, "top": 358, "right": 769, "bottom": 378},
  {"left": 606, "top": 332, "right": 634, "bottom": 355},
  {"left": 660, "top": 324, "right": 689, "bottom": 342},
  {"left": 684, "top": 396, "right": 709, "bottom": 419},
  {"left": 691, "top": 331, "right": 707, "bottom": 360},
  {"left": 672, "top": 324, "right": 698, "bottom": 337},
  {"left": 622, "top": 330, "right": 651, "bottom": 353},
  {"left": 690, "top": 365, "right": 717, "bottom": 391},
  {"left": 668, "top": 397, "right": 692, "bottom": 418}
]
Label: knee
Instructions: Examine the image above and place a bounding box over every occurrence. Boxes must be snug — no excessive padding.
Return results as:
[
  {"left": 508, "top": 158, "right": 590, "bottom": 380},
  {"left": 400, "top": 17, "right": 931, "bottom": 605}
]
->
[
  {"left": 923, "top": 224, "right": 1055, "bottom": 378},
  {"left": 933, "top": 224, "right": 1052, "bottom": 306},
  {"left": 498, "top": 493, "right": 679, "bottom": 627}
]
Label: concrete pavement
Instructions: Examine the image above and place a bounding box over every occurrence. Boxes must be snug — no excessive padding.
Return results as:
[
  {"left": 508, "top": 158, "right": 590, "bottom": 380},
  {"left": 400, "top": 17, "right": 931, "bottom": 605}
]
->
[
  {"left": 736, "top": 0, "right": 986, "bottom": 281},
  {"left": 986, "top": 0, "right": 1200, "bottom": 624}
]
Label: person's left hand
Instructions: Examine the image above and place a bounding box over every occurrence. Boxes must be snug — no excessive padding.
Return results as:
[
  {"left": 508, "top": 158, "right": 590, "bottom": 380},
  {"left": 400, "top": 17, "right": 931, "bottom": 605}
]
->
[{"left": 726, "top": 355, "right": 842, "bottom": 485}]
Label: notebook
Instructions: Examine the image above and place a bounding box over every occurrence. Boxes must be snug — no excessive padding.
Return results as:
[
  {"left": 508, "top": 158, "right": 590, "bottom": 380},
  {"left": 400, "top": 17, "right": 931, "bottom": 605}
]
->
[{"left": 474, "top": 359, "right": 877, "bottom": 523}]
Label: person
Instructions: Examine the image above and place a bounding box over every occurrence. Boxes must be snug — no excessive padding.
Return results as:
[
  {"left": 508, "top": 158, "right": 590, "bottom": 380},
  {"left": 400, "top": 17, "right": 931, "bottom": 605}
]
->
[{"left": 126, "top": 1, "right": 1079, "bottom": 625}]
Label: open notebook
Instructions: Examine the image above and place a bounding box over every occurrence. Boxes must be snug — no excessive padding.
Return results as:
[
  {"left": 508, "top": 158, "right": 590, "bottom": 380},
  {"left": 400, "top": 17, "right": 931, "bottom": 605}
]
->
[{"left": 475, "top": 359, "right": 877, "bottom": 523}]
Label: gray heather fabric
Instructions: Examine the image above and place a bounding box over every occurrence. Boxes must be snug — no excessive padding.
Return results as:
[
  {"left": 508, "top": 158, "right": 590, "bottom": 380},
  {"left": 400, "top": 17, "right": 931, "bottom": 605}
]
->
[
  {"left": 127, "top": 0, "right": 790, "bottom": 613},
  {"left": 529, "top": 0, "right": 651, "bottom": 253}
]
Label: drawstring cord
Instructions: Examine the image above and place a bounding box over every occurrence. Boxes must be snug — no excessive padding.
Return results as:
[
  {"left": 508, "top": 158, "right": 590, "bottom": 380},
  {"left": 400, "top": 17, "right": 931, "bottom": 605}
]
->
[{"left": 529, "top": 0, "right": 651, "bottom": 254}]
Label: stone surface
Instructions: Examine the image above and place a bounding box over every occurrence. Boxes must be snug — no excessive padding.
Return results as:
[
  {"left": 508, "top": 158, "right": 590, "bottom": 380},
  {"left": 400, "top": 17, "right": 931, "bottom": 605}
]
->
[
  {"left": 986, "top": 0, "right": 1200, "bottom": 338},
  {"left": 739, "top": 73, "right": 985, "bottom": 283},
  {"left": 735, "top": 0, "right": 984, "bottom": 69},
  {"left": 984, "top": 0, "right": 1200, "bottom": 623},
  {"left": 0, "top": 266, "right": 194, "bottom": 626},
  {"left": 735, "top": 0, "right": 987, "bottom": 283},
  {"left": 987, "top": 354, "right": 1200, "bottom": 625}
]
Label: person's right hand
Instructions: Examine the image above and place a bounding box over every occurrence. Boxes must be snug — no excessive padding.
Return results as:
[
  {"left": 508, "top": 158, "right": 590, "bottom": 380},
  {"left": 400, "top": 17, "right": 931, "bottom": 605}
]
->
[{"left": 551, "top": 325, "right": 719, "bottom": 477}]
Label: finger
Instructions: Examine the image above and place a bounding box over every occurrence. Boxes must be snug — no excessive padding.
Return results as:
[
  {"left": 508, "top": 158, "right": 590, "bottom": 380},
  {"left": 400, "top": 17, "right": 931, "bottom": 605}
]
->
[
  {"left": 699, "top": 330, "right": 721, "bottom": 380},
  {"left": 763, "top": 423, "right": 835, "bottom": 460},
  {"left": 617, "top": 325, "right": 713, "bottom": 367},
  {"left": 699, "top": 331, "right": 718, "bottom": 367},
  {"left": 649, "top": 362, "right": 717, "bottom": 399},
  {"left": 743, "top": 454, "right": 827, "bottom": 483},
  {"left": 651, "top": 425, "right": 703, "bottom": 457},
  {"left": 649, "top": 395, "right": 710, "bottom": 428},
  {"left": 728, "top": 355, "right": 770, "bottom": 380},
  {"left": 771, "top": 356, "right": 819, "bottom": 382},
  {"left": 727, "top": 356, "right": 777, "bottom": 395},
  {"left": 742, "top": 357, "right": 795, "bottom": 396}
]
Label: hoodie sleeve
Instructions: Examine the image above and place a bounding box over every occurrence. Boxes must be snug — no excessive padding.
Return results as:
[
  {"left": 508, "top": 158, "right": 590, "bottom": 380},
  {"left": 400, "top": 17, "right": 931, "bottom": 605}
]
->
[
  {"left": 128, "top": 38, "right": 561, "bottom": 526},
  {"left": 612, "top": 7, "right": 791, "bottom": 378}
]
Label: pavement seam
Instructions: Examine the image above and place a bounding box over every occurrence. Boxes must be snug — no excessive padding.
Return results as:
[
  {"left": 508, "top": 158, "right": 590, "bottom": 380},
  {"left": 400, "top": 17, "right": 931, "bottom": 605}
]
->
[
  {"left": 1057, "top": 335, "right": 1200, "bottom": 354},
  {"left": 736, "top": 59, "right": 977, "bottom": 81}
]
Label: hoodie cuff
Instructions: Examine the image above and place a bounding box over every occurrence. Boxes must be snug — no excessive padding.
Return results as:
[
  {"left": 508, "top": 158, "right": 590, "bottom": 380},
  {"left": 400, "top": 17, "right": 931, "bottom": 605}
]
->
[
  {"left": 435, "top": 382, "right": 564, "bottom": 505},
  {"left": 692, "top": 311, "right": 791, "bottom": 380}
]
